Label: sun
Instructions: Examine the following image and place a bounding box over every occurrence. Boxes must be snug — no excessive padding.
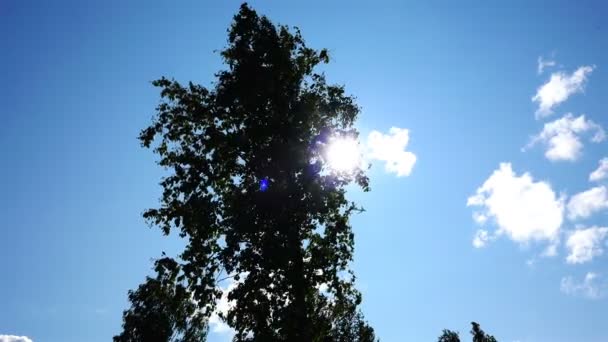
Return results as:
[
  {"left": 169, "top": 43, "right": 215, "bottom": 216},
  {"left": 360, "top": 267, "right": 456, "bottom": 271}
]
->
[{"left": 326, "top": 137, "right": 362, "bottom": 172}]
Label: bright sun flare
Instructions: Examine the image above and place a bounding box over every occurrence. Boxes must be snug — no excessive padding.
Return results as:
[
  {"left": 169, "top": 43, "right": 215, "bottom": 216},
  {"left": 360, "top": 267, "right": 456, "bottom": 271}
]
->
[{"left": 326, "top": 138, "right": 361, "bottom": 172}]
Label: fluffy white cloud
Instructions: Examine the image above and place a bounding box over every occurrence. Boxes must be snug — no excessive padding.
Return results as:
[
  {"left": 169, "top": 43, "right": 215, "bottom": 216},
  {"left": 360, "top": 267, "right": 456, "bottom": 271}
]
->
[
  {"left": 589, "top": 157, "right": 608, "bottom": 182},
  {"left": 567, "top": 186, "right": 608, "bottom": 220},
  {"left": 525, "top": 114, "right": 605, "bottom": 162},
  {"left": 367, "top": 127, "right": 416, "bottom": 177},
  {"left": 561, "top": 272, "right": 607, "bottom": 299},
  {"left": 532, "top": 65, "right": 594, "bottom": 118},
  {"left": 0, "top": 336, "right": 33, "bottom": 342},
  {"left": 565, "top": 227, "right": 608, "bottom": 264},
  {"left": 537, "top": 56, "right": 556, "bottom": 75},
  {"left": 472, "top": 229, "right": 491, "bottom": 248},
  {"left": 467, "top": 163, "right": 564, "bottom": 244}
]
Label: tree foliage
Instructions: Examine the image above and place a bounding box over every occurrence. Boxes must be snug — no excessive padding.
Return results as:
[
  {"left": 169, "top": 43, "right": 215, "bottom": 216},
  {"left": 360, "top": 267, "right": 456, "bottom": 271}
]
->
[
  {"left": 436, "top": 322, "right": 498, "bottom": 342},
  {"left": 470, "top": 322, "right": 497, "bottom": 342},
  {"left": 437, "top": 329, "right": 461, "bottom": 342},
  {"left": 115, "top": 3, "right": 375, "bottom": 341},
  {"left": 114, "top": 258, "right": 207, "bottom": 342}
]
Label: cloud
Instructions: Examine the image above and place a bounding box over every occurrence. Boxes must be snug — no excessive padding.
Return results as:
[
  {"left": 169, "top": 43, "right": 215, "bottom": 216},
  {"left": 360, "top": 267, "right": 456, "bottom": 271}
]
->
[
  {"left": 0, "top": 336, "right": 33, "bottom": 342},
  {"left": 542, "top": 242, "right": 559, "bottom": 257},
  {"left": 472, "top": 229, "right": 491, "bottom": 248},
  {"left": 589, "top": 157, "right": 608, "bottom": 182},
  {"left": 467, "top": 163, "right": 564, "bottom": 245},
  {"left": 561, "top": 272, "right": 607, "bottom": 299},
  {"left": 537, "top": 56, "right": 556, "bottom": 75},
  {"left": 472, "top": 212, "right": 488, "bottom": 225},
  {"left": 209, "top": 281, "right": 237, "bottom": 336},
  {"left": 567, "top": 186, "right": 608, "bottom": 220},
  {"left": 524, "top": 114, "right": 605, "bottom": 162},
  {"left": 532, "top": 65, "right": 594, "bottom": 118},
  {"left": 565, "top": 227, "right": 608, "bottom": 264},
  {"left": 367, "top": 127, "right": 416, "bottom": 177}
]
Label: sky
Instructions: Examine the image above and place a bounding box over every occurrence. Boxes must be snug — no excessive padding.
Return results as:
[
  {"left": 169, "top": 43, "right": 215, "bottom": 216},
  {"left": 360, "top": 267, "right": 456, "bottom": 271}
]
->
[{"left": 1, "top": 1, "right": 608, "bottom": 341}]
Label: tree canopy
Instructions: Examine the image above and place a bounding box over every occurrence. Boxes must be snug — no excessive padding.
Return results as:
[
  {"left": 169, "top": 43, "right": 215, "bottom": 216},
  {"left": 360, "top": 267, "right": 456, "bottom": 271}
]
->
[{"left": 115, "top": 3, "right": 375, "bottom": 341}]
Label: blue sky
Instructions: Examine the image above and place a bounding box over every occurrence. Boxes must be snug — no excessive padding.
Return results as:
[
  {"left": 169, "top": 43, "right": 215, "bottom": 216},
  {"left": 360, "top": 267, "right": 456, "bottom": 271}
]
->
[{"left": 2, "top": 1, "right": 608, "bottom": 341}]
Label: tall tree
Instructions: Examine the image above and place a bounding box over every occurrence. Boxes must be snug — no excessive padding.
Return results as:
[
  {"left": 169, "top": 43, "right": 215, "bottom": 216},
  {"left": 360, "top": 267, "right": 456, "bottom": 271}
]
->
[{"left": 116, "top": 3, "right": 375, "bottom": 341}]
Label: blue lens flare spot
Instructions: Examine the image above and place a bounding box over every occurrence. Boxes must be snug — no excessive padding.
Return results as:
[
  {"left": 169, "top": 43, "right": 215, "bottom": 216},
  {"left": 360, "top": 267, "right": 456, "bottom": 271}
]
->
[{"left": 259, "top": 178, "right": 269, "bottom": 192}]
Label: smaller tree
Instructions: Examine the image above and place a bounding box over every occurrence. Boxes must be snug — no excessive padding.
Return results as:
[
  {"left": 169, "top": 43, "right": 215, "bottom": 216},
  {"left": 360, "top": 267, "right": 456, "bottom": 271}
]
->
[
  {"left": 437, "top": 329, "right": 460, "bottom": 342},
  {"left": 438, "top": 322, "right": 497, "bottom": 342},
  {"left": 470, "top": 322, "right": 497, "bottom": 342}
]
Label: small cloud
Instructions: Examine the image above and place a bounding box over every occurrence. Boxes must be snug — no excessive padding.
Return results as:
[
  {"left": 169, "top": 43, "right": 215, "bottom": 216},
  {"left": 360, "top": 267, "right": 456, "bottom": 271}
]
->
[
  {"left": 537, "top": 56, "right": 556, "bottom": 75},
  {"left": 472, "top": 212, "right": 488, "bottom": 225},
  {"left": 467, "top": 163, "right": 564, "bottom": 247},
  {"left": 542, "top": 242, "right": 559, "bottom": 257},
  {"left": 567, "top": 186, "right": 608, "bottom": 220},
  {"left": 565, "top": 226, "right": 608, "bottom": 264},
  {"left": 532, "top": 65, "right": 594, "bottom": 118},
  {"left": 472, "top": 229, "right": 491, "bottom": 248},
  {"left": 0, "top": 336, "right": 33, "bottom": 342},
  {"left": 589, "top": 157, "right": 608, "bottom": 182},
  {"left": 561, "top": 272, "right": 607, "bottom": 299},
  {"left": 367, "top": 127, "right": 416, "bottom": 177},
  {"left": 524, "top": 114, "right": 605, "bottom": 162}
]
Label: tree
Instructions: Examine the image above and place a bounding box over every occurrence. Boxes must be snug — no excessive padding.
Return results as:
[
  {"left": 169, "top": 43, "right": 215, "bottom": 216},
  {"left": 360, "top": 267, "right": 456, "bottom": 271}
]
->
[
  {"left": 115, "top": 3, "right": 375, "bottom": 341},
  {"left": 470, "top": 322, "right": 497, "bottom": 342},
  {"left": 437, "top": 322, "right": 497, "bottom": 342},
  {"left": 437, "top": 329, "right": 460, "bottom": 342},
  {"left": 114, "top": 258, "right": 207, "bottom": 342}
]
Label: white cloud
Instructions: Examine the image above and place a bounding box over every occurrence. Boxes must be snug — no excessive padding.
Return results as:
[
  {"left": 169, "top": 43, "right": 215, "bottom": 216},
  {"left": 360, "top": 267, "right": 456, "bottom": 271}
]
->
[
  {"left": 467, "top": 163, "right": 564, "bottom": 243},
  {"left": 532, "top": 65, "right": 594, "bottom": 118},
  {"left": 561, "top": 272, "right": 607, "bottom": 299},
  {"left": 367, "top": 127, "right": 416, "bottom": 177},
  {"left": 467, "top": 163, "right": 564, "bottom": 245},
  {"left": 567, "top": 186, "right": 608, "bottom": 220},
  {"left": 589, "top": 158, "right": 608, "bottom": 182},
  {"left": 209, "top": 280, "right": 237, "bottom": 337},
  {"left": 537, "top": 56, "right": 556, "bottom": 75},
  {"left": 472, "top": 229, "right": 491, "bottom": 248},
  {"left": 472, "top": 212, "right": 488, "bottom": 225},
  {"left": 525, "top": 114, "right": 605, "bottom": 162},
  {"left": 0, "top": 336, "right": 33, "bottom": 342},
  {"left": 566, "top": 227, "right": 608, "bottom": 264}
]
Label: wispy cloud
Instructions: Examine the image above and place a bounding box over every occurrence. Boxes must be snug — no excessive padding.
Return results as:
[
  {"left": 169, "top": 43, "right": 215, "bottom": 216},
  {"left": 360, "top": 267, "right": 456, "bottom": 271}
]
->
[
  {"left": 537, "top": 56, "right": 556, "bottom": 75},
  {"left": 524, "top": 114, "right": 605, "bottom": 162},
  {"left": 565, "top": 227, "right": 608, "bottom": 264},
  {"left": 0, "top": 336, "right": 33, "bottom": 342},
  {"left": 532, "top": 65, "right": 594, "bottom": 118},
  {"left": 567, "top": 186, "right": 608, "bottom": 220},
  {"left": 589, "top": 158, "right": 608, "bottom": 182},
  {"left": 561, "top": 272, "right": 607, "bottom": 299},
  {"left": 467, "top": 163, "right": 564, "bottom": 247},
  {"left": 367, "top": 127, "right": 416, "bottom": 177}
]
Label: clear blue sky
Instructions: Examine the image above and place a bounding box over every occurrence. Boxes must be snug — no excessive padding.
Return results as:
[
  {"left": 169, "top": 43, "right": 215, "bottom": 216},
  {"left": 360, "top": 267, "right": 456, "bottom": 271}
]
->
[{"left": 2, "top": 1, "right": 608, "bottom": 341}]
